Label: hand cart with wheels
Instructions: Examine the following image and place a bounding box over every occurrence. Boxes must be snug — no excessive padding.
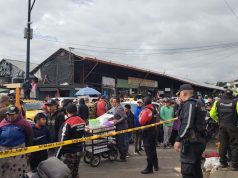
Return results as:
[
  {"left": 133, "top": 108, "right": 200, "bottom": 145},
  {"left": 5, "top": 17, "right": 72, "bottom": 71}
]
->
[{"left": 84, "top": 126, "right": 118, "bottom": 167}]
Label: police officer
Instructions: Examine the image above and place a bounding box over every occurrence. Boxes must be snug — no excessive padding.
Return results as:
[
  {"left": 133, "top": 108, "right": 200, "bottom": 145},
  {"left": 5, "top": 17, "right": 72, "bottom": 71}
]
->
[
  {"left": 174, "top": 84, "right": 206, "bottom": 178},
  {"left": 139, "top": 96, "right": 159, "bottom": 174},
  {"left": 210, "top": 89, "right": 238, "bottom": 171}
]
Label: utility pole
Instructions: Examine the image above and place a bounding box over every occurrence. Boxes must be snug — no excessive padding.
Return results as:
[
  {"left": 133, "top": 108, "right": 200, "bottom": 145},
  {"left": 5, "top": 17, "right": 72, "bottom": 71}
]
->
[{"left": 24, "top": 0, "right": 36, "bottom": 81}]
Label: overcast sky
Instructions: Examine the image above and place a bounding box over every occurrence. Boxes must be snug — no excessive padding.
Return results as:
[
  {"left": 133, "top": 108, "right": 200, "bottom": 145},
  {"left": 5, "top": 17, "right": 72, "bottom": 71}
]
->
[{"left": 0, "top": 0, "right": 238, "bottom": 83}]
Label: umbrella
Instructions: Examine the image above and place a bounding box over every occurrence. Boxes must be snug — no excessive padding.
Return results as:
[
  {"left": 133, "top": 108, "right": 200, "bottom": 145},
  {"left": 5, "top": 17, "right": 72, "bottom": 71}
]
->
[{"left": 75, "top": 87, "right": 101, "bottom": 96}]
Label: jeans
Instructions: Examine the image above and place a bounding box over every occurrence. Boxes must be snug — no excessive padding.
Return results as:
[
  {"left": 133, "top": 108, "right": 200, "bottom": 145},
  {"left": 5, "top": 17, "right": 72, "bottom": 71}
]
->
[
  {"left": 163, "top": 125, "right": 172, "bottom": 145},
  {"left": 116, "top": 133, "right": 128, "bottom": 160},
  {"left": 134, "top": 130, "right": 142, "bottom": 152}
]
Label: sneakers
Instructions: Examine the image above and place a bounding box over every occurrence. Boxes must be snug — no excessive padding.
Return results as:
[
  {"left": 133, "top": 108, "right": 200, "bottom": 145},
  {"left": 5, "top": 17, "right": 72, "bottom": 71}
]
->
[
  {"left": 139, "top": 148, "right": 144, "bottom": 152},
  {"left": 141, "top": 169, "right": 153, "bottom": 174},
  {"left": 134, "top": 150, "right": 142, "bottom": 155},
  {"left": 219, "top": 163, "right": 229, "bottom": 170},
  {"left": 126, "top": 152, "right": 132, "bottom": 158}
]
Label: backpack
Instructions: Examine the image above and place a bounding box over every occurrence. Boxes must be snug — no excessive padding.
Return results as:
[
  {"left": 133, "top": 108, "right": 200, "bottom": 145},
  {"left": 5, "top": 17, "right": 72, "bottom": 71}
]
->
[{"left": 25, "top": 157, "right": 71, "bottom": 178}]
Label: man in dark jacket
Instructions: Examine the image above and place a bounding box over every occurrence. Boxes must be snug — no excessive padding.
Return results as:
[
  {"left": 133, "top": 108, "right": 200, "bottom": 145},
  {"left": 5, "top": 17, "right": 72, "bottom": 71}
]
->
[
  {"left": 23, "top": 79, "right": 32, "bottom": 99},
  {"left": 174, "top": 84, "right": 206, "bottom": 178},
  {"left": 56, "top": 103, "right": 85, "bottom": 178},
  {"left": 139, "top": 96, "right": 159, "bottom": 174},
  {"left": 46, "top": 99, "right": 65, "bottom": 142},
  {"left": 125, "top": 104, "right": 134, "bottom": 155},
  {"left": 110, "top": 97, "right": 128, "bottom": 161},
  {"left": 78, "top": 98, "right": 89, "bottom": 123},
  {"left": 210, "top": 89, "right": 238, "bottom": 170}
]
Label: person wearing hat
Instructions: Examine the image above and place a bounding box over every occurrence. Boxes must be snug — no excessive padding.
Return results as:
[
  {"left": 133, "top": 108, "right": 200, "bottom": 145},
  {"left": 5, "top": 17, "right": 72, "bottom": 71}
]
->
[
  {"left": 139, "top": 96, "right": 159, "bottom": 174},
  {"left": 133, "top": 99, "right": 144, "bottom": 155},
  {"left": 210, "top": 89, "right": 238, "bottom": 171},
  {"left": 0, "top": 105, "right": 33, "bottom": 178},
  {"left": 56, "top": 103, "right": 85, "bottom": 178},
  {"left": 45, "top": 99, "right": 65, "bottom": 142},
  {"left": 174, "top": 84, "right": 207, "bottom": 178},
  {"left": 29, "top": 112, "right": 51, "bottom": 171}
]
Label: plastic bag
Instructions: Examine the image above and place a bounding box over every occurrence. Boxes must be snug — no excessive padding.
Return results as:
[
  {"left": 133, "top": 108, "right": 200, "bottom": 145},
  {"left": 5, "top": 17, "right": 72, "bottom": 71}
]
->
[{"left": 204, "top": 157, "right": 220, "bottom": 173}]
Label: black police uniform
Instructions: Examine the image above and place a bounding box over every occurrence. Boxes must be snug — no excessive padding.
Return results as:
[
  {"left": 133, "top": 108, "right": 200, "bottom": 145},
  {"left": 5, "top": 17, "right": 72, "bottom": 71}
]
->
[
  {"left": 216, "top": 96, "right": 238, "bottom": 168},
  {"left": 176, "top": 98, "right": 206, "bottom": 178}
]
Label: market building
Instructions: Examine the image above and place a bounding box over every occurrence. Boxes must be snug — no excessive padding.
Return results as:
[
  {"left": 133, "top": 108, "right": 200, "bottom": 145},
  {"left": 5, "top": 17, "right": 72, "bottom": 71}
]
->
[
  {"left": 0, "top": 59, "right": 38, "bottom": 84},
  {"left": 30, "top": 48, "right": 223, "bottom": 99}
]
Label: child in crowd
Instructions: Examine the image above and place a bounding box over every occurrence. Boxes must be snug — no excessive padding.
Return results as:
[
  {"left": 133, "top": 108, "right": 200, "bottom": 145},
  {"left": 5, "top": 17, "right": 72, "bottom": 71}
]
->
[{"left": 29, "top": 112, "right": 51, "bottom": 171}]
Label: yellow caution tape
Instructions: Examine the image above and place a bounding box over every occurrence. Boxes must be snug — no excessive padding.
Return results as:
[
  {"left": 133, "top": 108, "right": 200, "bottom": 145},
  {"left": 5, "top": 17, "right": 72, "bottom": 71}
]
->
[{"left": 0, "top": 118, "right": 177, "bottom": 158}]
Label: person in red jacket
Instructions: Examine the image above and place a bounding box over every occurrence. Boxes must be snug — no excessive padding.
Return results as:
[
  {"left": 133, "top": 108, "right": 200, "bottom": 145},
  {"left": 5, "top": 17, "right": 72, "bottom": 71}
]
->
[
  {"left": 96, "top": 96, "right": 107, "bottom": 117},
  {"left": 139, "top": 96, "right": 159, "bottom": 174},
  {"left": 56, "top": 103, "right": 85, "bottom": 178}
]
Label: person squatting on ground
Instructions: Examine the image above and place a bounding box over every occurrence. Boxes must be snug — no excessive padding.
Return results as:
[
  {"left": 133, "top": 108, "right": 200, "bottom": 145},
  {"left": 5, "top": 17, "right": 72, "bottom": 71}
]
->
[
  {"left": 0, "top": 106, "right": 33, "bottom": 178},
  {"left": 139, "top": 96, "right": 159, "bottom": 174},
  {"left": 210, "top": 89, "right": 238, "bottom": 171},
  {"left": 56, "top": 103, "right": 85, "bottom": 178},
  {"left": 174, "top": 84, "right": 207, "bottom": 178}
]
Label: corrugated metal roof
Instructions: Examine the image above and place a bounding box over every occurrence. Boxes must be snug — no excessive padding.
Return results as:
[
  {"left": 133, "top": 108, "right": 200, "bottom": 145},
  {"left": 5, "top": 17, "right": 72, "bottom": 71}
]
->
[
  {"left": 70, "top": 49, "right": 224, "bottom": 91},
  {"left": 30, "top": 48, "right": 224, "bottom": 91},
  {"left": 1, "top": 59, "right": 38, "bottom": 72}
]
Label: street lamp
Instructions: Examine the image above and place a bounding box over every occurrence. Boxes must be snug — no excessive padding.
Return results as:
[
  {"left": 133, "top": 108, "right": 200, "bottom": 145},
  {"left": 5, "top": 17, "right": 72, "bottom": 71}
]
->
[{"left": 24, "top": 0, "right": 36, "bottom": 81}]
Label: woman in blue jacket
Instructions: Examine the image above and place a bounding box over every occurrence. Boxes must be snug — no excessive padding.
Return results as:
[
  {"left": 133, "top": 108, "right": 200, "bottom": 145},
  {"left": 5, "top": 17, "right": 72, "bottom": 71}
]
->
[{"left": 0, "top": 106, "right": 33, "bottom": 178}]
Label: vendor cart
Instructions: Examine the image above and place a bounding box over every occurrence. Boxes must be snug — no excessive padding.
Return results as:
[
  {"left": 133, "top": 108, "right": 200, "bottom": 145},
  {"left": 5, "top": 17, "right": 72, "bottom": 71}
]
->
[{"left": 84, "top": 126, "right": 118, "bottom": 167}]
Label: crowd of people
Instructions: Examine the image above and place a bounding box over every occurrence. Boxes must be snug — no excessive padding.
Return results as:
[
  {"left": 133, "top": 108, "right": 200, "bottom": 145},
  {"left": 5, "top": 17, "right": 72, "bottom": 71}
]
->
[{"left": 0, "top": 84, "right": 238, "bottom": 178}]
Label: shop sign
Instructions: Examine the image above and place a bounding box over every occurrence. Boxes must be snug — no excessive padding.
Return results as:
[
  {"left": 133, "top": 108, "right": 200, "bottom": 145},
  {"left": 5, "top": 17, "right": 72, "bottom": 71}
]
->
[
  {"left": 128, "top": 77, "right": 158, "bottom": 88},
  {"left": 102, "top": 76, "right": 115, "bottom": 87}
]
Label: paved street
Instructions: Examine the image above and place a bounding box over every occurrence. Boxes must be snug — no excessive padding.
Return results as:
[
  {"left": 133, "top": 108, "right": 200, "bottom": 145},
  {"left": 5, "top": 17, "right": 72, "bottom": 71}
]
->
[{"left": 80, "top": 146, "right": 181, "bottom": 178}]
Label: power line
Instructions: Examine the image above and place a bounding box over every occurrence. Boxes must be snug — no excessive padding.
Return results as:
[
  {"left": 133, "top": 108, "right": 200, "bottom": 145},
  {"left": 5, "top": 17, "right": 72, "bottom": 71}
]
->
[
  {"left": 35, "top": 37, "right": 238, "bottom": 56},
  {"left": 223, "top": 0, "right": 238, "bottom": 21},
  {"left": 35, "top": 37, "right": 238, "bottom": 52}
]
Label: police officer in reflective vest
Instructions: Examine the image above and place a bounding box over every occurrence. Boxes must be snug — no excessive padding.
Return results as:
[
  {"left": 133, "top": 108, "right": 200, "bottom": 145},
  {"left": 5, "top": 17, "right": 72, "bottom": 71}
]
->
[
  {"left": 139, "top": 96, "right": 159, "bottom": 174},
  {"left": 174, "top": 84, "right": 206, "bottom": 178},
  {"left": 210, "top": 89, "right": 238, "bottom": 171}
]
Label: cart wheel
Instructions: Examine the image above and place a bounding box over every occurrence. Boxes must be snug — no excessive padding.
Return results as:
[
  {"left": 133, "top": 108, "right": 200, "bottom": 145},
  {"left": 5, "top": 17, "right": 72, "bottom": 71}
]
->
[
  {"left": 101, "top": 152, "right": 109, "bottom": 159},
  {"left": 90, "top": 155, "right": 101, "bottom": 167},
  {"left": 84, "top": 152, "right": 92, "bottom": 164},
  {"left": 108, "top": 150, "right": 118, "bottom": 161}
]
